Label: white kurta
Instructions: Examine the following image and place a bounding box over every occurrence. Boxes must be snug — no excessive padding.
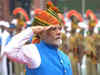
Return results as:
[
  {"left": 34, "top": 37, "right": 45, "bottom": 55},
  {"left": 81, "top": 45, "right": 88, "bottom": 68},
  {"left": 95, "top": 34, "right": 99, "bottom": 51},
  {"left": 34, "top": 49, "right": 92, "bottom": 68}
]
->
[
  {"left": 1, "top": 30, "right": 9, "bottom": 75},
  {"left": 1, "top": 27, "right": 41, "bottom": 69}
]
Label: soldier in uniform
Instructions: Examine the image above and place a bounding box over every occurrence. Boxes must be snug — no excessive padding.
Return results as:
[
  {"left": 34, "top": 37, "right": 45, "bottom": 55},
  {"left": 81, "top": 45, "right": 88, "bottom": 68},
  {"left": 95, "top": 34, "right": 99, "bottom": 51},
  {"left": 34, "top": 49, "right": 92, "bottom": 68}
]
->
[
  {"left": 81, "top": 9, "right": 98, "bottom": 75},
  {"left": 93, "top": 22, "right": 100, "bottom": 75},
  {"left": 66, "top": 10, "right": 83, "bottom": 75},
  {"left": 12, "top": 8, "right": 30, "bottom": 75}
]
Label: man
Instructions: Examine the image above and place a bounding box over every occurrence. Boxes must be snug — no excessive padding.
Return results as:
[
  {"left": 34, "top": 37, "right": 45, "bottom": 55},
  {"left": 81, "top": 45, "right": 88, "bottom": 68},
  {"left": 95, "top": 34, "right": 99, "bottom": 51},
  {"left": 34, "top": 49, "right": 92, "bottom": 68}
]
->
[
  {"left": 0, "top": 1, "right": 72, "bottom": 75},
  {"left": 66, "top": 10, "right": 83, "bottom": 75},
  {"left": 5, "top": 24, "right": 16, "bottom": 75},
  {"left": 0, "top": 21, "right": 10, "bottom": 75},
  {"left": 12, "top": 7, "right": 30, "bottom": 75},
  {"left": 81, "top": 9, "right": 98, "bottom": 75}
]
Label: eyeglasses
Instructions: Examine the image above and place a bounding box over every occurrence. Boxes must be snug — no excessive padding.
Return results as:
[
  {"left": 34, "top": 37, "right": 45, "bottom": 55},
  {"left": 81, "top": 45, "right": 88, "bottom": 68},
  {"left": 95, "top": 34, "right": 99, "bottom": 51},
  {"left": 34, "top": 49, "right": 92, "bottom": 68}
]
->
[{"left": 48, "top": 26, "right": 62, "bottom": 31}]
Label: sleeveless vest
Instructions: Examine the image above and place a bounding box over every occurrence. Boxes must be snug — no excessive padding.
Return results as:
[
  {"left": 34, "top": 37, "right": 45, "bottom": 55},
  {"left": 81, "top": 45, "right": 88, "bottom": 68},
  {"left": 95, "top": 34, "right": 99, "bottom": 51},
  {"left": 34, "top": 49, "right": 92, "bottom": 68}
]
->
[{"left": 26, "top": 41, "right": 72, "bottom": 75}]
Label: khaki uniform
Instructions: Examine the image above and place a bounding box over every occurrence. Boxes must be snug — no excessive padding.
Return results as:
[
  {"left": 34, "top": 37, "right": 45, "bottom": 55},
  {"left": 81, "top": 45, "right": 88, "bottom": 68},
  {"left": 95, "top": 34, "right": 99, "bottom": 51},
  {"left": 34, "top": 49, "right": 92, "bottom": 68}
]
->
[
  {"left": 94, "top": 34, "right": 100, "bottom": 75},
  {"left": 68, "top": 34, "right": 80, "bottom": 75},
  {"left": 81, "top": 35, "right": 97, "bottom": 75},
  {"left": 13, "top": 19, "right": 25, "bottom": 75}
]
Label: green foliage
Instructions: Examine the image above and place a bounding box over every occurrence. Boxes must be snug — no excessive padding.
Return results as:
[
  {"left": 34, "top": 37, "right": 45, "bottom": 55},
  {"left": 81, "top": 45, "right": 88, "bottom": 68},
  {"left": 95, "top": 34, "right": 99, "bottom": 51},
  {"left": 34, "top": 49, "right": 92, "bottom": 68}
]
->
[{"left": 51, "top": 0, "right": 100, "bottom": 13}]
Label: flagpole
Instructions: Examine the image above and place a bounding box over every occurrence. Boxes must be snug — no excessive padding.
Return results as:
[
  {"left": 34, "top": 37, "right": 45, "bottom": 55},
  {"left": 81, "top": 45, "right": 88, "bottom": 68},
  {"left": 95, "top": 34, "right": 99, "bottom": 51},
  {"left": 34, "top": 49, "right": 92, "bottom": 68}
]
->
[{"left": 82, "top": 0, "right": 85, "bottom": 17}]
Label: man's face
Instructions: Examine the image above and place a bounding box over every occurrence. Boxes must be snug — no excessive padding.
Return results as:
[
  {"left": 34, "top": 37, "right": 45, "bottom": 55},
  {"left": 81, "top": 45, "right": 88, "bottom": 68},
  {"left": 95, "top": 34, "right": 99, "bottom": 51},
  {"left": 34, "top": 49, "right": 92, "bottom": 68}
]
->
[{"left": 42, "top": 25, "right": 62, "bottom": 47}]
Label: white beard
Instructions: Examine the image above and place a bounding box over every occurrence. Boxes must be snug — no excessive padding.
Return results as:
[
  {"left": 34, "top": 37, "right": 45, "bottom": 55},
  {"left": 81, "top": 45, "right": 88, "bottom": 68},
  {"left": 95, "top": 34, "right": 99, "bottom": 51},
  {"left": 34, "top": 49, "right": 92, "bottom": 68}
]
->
[{"left": 53, "top": 39, "right": 62, "bottom": 46}]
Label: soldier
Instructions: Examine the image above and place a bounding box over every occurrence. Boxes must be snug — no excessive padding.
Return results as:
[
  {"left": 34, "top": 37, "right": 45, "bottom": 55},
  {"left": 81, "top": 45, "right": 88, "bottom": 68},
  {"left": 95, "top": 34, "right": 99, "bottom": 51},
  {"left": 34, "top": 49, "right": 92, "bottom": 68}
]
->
[
  {"left": 93, "top": 22, "right": 100, "bottom": 75},
  {"left": 0, "top": 21, "right": 9, "bottom": 75},
  {"left": 12, "top": 8, "right": 30, "bottom": 75},
  {"left": 81, "top": 9, "right": 98, "bottom": 75},
  {"left": 13, "top": 8, "right": 30, "bottom": 34},
  {"left": 66, "top": 10, "right": 83, "bottom": 75}
]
